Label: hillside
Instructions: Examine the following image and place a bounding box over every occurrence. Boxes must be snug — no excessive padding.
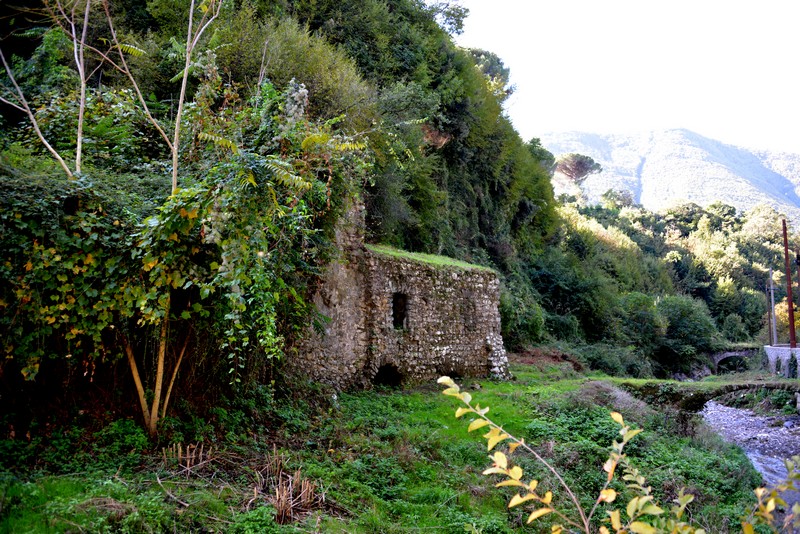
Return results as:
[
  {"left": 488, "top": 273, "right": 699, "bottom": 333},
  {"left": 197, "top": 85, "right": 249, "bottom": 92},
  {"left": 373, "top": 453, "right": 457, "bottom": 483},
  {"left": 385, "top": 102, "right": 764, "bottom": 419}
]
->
[{"left": 540, "top": 129, "right": 800, "bottom": 223}]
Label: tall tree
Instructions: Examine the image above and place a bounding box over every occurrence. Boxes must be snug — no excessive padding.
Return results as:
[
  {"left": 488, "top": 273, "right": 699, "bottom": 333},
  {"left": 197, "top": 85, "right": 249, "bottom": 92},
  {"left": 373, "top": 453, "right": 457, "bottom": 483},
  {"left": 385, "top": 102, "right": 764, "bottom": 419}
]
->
[{"left": 555, "top": 153, "right": 602, "bottom": 185}]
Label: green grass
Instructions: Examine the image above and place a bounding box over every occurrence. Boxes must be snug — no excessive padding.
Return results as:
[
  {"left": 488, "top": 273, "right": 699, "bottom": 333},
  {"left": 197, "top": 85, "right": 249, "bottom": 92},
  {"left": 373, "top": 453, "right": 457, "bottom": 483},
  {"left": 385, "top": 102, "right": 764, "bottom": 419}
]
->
[
  {"left": 366, "top": 243, "right": 496, "bottom": 272},
  {"left": 0, "top": 362, "right": 771, "bottom": 533}
]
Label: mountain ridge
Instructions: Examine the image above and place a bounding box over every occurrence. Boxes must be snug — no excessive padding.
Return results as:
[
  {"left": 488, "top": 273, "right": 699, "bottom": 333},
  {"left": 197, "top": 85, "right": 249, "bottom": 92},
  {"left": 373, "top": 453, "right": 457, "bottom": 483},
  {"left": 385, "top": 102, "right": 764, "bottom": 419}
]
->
[{"left": 539, "top": 129, "right": 800, "bottom": 224}]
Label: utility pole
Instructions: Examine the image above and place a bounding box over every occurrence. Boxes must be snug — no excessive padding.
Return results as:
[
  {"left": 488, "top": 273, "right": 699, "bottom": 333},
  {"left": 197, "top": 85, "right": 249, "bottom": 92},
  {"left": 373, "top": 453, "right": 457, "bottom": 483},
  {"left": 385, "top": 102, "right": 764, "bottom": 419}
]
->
[
  {"left": 766, "top": 278, "right": 772, "bottom": 345},
  {"left": 769, "top": 268, "right": 778, "bottom": 346},
  {"left": 783, "top": 219, "right": 796, "bottom": 347}
]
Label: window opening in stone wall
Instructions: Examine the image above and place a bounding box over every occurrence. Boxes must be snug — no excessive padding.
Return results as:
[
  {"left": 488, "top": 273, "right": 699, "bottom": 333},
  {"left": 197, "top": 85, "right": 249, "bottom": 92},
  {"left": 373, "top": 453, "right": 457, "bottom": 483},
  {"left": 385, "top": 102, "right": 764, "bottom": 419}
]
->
[
  {"left": 392, "top": 292, "right": 408, "bottom": 330},
  {"left": 373, "top": 364, "right": 402, "bottom": 388}
]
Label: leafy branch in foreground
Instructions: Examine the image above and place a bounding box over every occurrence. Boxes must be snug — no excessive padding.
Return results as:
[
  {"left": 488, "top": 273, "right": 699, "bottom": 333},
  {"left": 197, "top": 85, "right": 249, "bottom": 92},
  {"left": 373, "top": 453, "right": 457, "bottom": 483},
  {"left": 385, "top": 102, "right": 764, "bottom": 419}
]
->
[{"left": 438, "top": 376, "right": 800, "bottom": 533}]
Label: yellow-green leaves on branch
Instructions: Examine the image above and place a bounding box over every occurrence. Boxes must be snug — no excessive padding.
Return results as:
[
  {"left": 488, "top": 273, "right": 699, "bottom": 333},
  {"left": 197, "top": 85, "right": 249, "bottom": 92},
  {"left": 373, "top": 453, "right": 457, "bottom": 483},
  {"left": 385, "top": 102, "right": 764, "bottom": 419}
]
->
[{"left": 437, "top": 376, "right": 722, "bottom": 534}]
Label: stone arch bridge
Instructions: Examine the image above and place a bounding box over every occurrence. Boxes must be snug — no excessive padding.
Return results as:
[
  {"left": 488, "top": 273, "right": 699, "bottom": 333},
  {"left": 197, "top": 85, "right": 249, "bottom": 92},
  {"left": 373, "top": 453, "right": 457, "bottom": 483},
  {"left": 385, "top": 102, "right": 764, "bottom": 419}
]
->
[
  {"left": 621, "top": 380, "right": 800, "bottom": 413},
  {"left": 709, "top": 349, "right": 758, "bottom": 372}
]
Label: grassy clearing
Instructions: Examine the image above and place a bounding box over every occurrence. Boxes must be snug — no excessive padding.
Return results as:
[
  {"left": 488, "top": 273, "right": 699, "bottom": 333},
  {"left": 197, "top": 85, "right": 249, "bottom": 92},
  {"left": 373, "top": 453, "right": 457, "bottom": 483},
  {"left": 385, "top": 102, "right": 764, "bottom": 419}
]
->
[{"left": 0, "top": 362, "right": 766, "bottom": 533}]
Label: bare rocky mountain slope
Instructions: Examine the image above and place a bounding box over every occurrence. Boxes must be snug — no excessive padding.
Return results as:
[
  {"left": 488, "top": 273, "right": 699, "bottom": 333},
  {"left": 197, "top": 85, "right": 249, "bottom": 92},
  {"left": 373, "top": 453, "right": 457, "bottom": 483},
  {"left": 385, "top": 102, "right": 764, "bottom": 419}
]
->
[{"left": 540, "top": 129, "right": 800, "bottom": 223}]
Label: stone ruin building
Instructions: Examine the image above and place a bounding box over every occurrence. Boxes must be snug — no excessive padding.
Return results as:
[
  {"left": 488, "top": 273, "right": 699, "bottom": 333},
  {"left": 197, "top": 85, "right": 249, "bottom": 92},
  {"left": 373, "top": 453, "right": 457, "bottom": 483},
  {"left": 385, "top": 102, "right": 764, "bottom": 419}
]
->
[{"left": 292, "top": 204, "right": 510, "bottom": 390}]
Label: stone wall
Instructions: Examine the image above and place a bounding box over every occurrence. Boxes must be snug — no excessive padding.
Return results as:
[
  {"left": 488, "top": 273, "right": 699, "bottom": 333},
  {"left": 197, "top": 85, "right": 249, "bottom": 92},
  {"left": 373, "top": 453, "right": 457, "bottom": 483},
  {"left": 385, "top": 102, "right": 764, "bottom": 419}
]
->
[
  {"left": 292, "top": 207, "right": 509, "bottom": 389},
  {"left": 764, "top": 345, "right": 800, "bottom": 377}
]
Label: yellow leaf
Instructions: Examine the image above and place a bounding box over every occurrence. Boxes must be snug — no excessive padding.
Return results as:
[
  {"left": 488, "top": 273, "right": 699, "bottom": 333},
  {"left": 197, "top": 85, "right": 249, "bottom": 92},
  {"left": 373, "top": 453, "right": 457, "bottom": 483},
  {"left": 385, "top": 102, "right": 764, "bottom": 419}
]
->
[
  {"left": 624, "top": 428, "right": 643, "bottom": 441},
  {"left": 526, "top": 508, "right": 553, "bottom": 523},
  {"left": 609, "top": 509, "right": 622, "bottom": 530},
  {"left": 528, "top": 480, "right": 538, "bottom": 492},
  {"left": 487, "top": 432, "right": 508, "bottom": 451},
  {"left": 598, "top": 489, "right": 617, "bottom": 503},
  {"left": 459, "top": 391, "right": 472, "bottom": 404},
  {"left": 629, "top": 521, "right": 657, "bottom": 534},
  {"left": 741, "top": 523, "right": 755, "bottom": 534},
  {"left": 766, "top": 498, "right": 776, "bottom": 513},
  {"left": 610, "top": 412, "right": 624, "bottom": 425},
  {"left": 455, "top": 407, "right": 471, "bottom": 418},
  {"left": 509, "top": 493, "right": 537, "bottom": 508},
  {"left": 640, "top": 504, "right": 664, "bottom": 515},
  {"left": 541, "top": 491, "right": 552, "bottom": 504},
  {"left": 25, "top": 261, "right": 32, "bottom": 271},
  {"left": 468, "top": 419, "right": 490, "bottom": 432},
  {"left": 508, "top": 466, "right": 523, "bottom": 480},
  {"left": 599, "top": 528, "right": 609, "bottom": 534},
  {"left": 168, "top": 233, "right": 179, "bottom": 242},
  {"left": 604, "top": 458, "right": 617, "bottom": 478},
  {"left": 496, "top": 480, "right": 525, "bottom": 488},
  {"left": 46, "top": 316, "right": 56, "bottom": 324},
  {"left": 437, "top": 376, "right": 455, "bottom": 386},
  {"left": 627, "top": 497, "right": 638, "bottom": 519},
  {"left": 187, "top": 208, "right": 198, "bottom": 219},
  {"left": 551, "top": 526, "right": 563, "bottom": 534},
  {"left": 482, "top": 467, "right": 507, "bottom": 475},
  {"left": 442, "top": 387, "right": 460, "bottom": 397},
  {"left": 509, "top": 440, "right": 522, "bottom": 454},
  {"left": 491, "top": 451, "right": 507, "bottom": 469}
]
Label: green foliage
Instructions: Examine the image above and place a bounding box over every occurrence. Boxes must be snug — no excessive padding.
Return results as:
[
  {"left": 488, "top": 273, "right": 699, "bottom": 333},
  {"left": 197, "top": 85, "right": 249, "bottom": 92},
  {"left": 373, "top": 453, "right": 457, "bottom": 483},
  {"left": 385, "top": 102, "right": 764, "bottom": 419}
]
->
[
  {"left": 526, "top": 137, "right": 556, "bottom": 171},
  {"left": 572, "top": 344, "right": 654, "bottom": 378},
  {"left": 0, "top": 69, "right": 367, "bottom": 435},
  {"left": 499, "top": 277, "right": 546, "bottom": 350},
  {"left": 14, "top": 87, "right": 169, "bottom": 171},
  {"left": 656, "top": 295, "right": 723, "bottom": 372},
  {"left": 229, "top": 505, "right": 281, "bottom": 533},
  {"left": 618, "top": 292, "right": 666, "bottom": 358},
  {"left": 6, "top": 28, "right": 77, "bottom": 96},
  {"left": 213, "top": 9, "right": 375, "bottom": 129},
  {"left": 0, "top": 475, "right": 172, "bottom": 533}
]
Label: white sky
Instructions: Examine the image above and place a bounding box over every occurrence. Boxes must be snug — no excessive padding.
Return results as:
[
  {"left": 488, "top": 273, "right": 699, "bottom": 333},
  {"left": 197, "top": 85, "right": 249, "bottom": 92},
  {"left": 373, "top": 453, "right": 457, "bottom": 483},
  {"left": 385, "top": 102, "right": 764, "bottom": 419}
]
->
[{"left": 454, "top": 0, "right": 800, "bottom": 153}]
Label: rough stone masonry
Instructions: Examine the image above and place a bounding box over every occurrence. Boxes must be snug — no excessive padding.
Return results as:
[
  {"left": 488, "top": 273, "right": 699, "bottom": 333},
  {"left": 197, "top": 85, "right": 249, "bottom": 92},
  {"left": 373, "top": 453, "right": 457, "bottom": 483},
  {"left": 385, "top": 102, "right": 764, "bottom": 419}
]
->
[{"left": 292, "top": 203, "right": 511, "bottom": 390}]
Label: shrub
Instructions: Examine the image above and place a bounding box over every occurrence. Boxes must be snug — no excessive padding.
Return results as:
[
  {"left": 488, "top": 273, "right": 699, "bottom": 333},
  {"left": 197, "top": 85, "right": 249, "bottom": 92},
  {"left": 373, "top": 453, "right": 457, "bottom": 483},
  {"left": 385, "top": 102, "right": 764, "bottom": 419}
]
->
[
  {"left": 572, "top": 344, "right": 653, "bottom": 378},
  {"left": 618, "top": 292, "right": 666, "bottom": 358},
  {"left": 499, "top": 279, "right": 546, "bottom": 350},
  {"left": 656, "top": 295, "right": 722, "bottom": 372}
]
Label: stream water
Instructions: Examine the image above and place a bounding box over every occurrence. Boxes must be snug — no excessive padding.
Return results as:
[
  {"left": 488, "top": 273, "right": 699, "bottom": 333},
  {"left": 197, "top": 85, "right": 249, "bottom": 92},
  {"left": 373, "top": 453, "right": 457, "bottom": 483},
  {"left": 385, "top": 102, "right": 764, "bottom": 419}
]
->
[{"left": 701, "top": 400, "right": 800, "bottom": 506}]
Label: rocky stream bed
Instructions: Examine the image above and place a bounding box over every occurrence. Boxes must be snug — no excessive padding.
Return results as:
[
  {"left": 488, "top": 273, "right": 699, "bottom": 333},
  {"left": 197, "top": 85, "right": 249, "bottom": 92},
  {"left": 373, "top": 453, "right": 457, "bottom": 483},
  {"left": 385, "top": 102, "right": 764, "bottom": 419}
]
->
[{"left": 701, "top": 400, "right": 800, "bottom": 506}]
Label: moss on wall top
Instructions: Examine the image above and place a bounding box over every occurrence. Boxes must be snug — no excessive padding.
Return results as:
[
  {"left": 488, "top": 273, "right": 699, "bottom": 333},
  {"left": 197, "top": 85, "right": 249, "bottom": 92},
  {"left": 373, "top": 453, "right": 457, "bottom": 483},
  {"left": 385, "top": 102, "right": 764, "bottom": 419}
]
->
[{"left": 366, "top": 244, "right": 496, "bottom": 273}]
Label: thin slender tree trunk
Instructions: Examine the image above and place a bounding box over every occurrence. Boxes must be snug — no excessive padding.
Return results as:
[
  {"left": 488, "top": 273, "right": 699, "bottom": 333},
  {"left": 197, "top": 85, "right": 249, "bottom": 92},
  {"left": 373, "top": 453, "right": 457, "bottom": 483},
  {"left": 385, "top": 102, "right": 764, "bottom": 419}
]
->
[
  {"left": 123, "top": 333, "right": 151, "bottom": 431},
  {"left": 73, "top": 0, "right": 92, "bottom": 173},
  {"left": 161, "top": 333, "right": 189, "bottom": 420},
  {"left": 171, "top": 0, "right": 196, "bottom": 194},
  {"left": 148, "top": 295, "right": 171, "bottom": 437}
]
